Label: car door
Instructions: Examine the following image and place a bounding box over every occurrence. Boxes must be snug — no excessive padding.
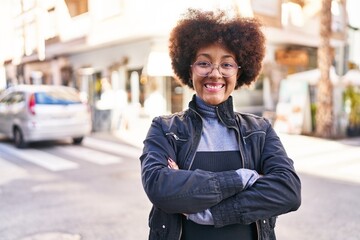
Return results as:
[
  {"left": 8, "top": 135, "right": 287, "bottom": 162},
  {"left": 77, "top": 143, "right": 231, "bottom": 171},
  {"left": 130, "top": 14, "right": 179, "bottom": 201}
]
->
[
  {"left": 0, "top": 93, "right": 12, "bottom": 134},
  {"left": 0, "top": 92, "right": 26, "bottom": 136}
]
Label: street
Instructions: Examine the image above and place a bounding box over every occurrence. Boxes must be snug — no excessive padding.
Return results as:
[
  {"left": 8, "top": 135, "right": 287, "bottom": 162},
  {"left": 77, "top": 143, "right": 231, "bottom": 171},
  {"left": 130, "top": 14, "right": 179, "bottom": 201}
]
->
[
  {"left": 276, "top": 134, "right": 360, "bottom": 240},
  {"left": 277, "top": 172, "right": 360, "bottom": 240},
  {"left": 0, "top": 134, "right": 151, "bottom": 240},
  {"left": 0, "top": 132, "right": 359, "bottom": 240}
]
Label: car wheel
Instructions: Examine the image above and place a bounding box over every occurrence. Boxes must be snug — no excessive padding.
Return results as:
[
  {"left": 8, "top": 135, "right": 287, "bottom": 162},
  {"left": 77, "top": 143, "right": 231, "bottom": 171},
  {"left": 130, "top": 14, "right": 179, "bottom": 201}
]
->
[
  {"left": 13, "top": 127, "right": 27, "bottom": 148},
  {"left": 72, "top": 137, "right": 84, "bottom": 145}
]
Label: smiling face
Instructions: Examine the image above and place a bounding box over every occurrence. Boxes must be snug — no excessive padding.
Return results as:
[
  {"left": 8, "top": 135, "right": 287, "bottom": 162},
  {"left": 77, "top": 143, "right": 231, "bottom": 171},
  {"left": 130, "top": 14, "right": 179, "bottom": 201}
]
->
[{"left": 191, "top": 44, "right": 239, "bottom": 106}]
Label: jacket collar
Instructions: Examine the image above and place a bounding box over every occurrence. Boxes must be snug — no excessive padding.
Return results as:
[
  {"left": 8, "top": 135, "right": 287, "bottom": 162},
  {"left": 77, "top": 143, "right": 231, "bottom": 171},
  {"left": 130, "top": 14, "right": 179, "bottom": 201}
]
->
[{"left": 188, "top": 94, "right": 236, "bottom": 126}]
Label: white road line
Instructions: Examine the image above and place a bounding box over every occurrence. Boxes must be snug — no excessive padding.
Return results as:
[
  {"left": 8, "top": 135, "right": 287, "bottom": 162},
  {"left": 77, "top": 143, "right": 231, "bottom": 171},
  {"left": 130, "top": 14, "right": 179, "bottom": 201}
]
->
[
  {"left": 84, "top": 137, "right": 141, "bottom": 159},
  {"left": 0, "top": 144, "right": 78, "bottom": 171},
  {"left": 54, "top": 146, "right": 123, "bottom": 165},
  {"left": 0, "top": 157, "right": 28, "bottom": 185}
]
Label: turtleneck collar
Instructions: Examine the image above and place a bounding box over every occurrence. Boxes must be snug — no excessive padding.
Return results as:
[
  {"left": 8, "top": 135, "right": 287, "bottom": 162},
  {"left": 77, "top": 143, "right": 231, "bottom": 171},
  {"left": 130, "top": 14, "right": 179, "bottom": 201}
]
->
[
  {"left": 195, "top": 96, "right": 217, "bottom": 118},
  {"left": 188, "top": 94, "right": 236, "bottom": 125}
]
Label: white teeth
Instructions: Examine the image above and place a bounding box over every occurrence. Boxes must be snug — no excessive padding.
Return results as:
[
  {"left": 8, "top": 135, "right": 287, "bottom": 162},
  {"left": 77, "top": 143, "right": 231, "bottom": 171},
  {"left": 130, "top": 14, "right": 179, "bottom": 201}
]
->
[{"left": 205, "top": 84, "right": 224, "bottom": 89}]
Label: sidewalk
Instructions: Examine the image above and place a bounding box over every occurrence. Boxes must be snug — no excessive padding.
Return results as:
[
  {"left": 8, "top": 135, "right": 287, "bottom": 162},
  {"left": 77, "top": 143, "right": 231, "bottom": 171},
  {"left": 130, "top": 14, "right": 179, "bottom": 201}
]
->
[
  {"left": 278, "top": 133, "right": 360, "bottom": 184},
  {"left": 113, "top": 116, "right": 152, "bottom": 149},
  {"left": 114, "top": 123, "right": 360, "bottom": 184}
]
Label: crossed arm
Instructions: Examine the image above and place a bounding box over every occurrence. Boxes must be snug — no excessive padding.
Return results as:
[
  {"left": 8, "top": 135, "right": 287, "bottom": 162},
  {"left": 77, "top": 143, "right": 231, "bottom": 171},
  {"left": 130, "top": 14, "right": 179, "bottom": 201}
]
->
[
  {"left": 167, "top": 158, "right": 261, "bottom": 225},
  {"left": 142, "top": 118, "right": 301, "bottom": 227}
]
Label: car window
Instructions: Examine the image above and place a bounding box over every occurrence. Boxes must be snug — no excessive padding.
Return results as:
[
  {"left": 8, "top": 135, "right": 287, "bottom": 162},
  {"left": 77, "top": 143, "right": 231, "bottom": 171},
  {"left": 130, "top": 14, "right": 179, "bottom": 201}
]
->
[
  {"left": 11, "top": 92, "right": 25, "bottom": 104},
  {"left": 0, "top": 94, "right": 10, "bottom": 103},
  {"left": 35, "top": 89, "right": 82, "bottom": 105},
  {"left": 0, "top": 92, "right": 24, "bottom": 104}
]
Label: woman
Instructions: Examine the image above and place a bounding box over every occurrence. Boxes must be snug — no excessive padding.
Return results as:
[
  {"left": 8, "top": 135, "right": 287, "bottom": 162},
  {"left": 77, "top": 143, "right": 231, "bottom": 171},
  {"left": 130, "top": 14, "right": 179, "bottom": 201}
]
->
[{"left": 140, "top": 8, "right": 301, "bottom": 240}]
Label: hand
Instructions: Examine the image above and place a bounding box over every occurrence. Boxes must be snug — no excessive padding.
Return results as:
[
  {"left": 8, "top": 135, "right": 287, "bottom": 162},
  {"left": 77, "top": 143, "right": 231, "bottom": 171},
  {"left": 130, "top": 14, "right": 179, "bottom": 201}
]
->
[
  {"left": 235, "top": 168, "right": 260, "bottom": 189},
  {"left": 168, "top": 158, "right": 179, "bottom": 170}
]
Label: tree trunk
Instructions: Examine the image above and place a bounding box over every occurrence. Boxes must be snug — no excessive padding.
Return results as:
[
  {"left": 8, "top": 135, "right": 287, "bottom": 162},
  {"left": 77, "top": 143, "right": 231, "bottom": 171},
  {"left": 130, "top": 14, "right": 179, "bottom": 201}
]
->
[{"left": 316, "top": 0, "right": 334, "bottom": 138}]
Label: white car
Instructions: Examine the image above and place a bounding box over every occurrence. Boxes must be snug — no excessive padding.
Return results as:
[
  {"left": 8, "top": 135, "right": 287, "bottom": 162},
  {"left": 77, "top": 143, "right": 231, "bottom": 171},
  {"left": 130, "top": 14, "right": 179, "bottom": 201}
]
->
[{"left": 0, "top": 85, "right": 92, "bottom": 148}]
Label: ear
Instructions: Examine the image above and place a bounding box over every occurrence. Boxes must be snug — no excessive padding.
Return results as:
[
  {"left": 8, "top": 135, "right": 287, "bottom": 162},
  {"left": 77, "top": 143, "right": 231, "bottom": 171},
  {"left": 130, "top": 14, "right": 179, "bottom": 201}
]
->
[{"left": 236, "top": 68, "right": 242, "bottom": 78}]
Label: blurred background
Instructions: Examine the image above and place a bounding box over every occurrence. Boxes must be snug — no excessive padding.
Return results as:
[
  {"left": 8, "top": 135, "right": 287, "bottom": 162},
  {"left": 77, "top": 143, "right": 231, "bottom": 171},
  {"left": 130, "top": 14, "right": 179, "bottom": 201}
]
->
[
  {"left": 0, "top": 0, "right": 359, "bottom": 142},
  {"left": 1, "top": 1, "right": 360, "bottom": 240}
]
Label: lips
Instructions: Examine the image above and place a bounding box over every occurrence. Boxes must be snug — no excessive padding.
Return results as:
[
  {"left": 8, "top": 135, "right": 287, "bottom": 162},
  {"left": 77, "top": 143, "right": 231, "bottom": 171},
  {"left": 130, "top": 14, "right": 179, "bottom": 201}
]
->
[{"left": 204, "top": 83, "right": 225, "bottom": 89}]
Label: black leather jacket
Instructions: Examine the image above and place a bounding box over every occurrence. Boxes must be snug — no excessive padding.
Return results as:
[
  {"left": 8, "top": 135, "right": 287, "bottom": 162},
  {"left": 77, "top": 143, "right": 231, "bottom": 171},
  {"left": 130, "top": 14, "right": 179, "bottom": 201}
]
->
[{"left": 140, "top": 95, "right": 301, "bottom": 240}]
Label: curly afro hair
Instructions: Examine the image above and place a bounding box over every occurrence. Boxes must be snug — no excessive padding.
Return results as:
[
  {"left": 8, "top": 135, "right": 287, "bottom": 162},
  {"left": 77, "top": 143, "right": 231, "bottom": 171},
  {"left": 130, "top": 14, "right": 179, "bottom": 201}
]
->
[{"left": 169, "top": 8, "right": 266, "bottom": 89}]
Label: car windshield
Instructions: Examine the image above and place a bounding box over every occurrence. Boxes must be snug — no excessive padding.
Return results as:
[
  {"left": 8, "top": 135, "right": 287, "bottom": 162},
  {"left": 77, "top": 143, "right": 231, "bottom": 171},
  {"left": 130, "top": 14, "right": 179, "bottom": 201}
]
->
[{"left": 35, "top": 89, "right": 82, "bottom": 105}]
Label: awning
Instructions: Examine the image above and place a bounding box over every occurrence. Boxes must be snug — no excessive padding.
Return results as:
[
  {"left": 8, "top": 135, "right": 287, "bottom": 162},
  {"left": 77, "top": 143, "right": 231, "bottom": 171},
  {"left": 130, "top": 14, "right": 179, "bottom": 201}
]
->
[{"left": 143, "top": 51, "right": 174, "bottom": 77}]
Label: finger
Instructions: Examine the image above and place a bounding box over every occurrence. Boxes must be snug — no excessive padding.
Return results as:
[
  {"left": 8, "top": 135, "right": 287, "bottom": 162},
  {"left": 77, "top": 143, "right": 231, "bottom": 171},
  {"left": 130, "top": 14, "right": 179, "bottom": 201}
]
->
[{"left": 168, "top": 158, "right": 179, "bottom": 169}]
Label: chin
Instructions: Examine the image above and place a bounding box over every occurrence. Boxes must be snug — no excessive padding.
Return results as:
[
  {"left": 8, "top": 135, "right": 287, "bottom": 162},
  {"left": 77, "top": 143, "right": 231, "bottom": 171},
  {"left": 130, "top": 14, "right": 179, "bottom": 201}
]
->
[{"left": 204, "top": 97, "right": 224, "bottom": 106}]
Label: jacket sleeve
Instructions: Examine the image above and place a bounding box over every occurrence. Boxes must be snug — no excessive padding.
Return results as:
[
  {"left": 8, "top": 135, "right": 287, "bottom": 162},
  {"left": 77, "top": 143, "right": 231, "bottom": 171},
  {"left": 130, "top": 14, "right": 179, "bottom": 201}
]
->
[
  {"left": 210, "top": 125, "right": 301, "bottom": 227},
  {"left": 140, "top": 117, "right": 246, "bottom": 214}
]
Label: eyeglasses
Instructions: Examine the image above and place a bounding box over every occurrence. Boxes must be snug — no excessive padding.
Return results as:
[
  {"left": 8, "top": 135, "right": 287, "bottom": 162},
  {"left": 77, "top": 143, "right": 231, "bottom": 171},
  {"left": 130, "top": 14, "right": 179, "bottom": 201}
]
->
[{"left": 190, "top": 60, "right": 241, "bottom": 78}]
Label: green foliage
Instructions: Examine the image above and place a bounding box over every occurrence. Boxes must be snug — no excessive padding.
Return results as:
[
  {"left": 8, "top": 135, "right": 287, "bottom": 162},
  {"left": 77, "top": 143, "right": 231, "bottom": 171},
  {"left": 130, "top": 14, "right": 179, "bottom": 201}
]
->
[
  {"left": 344, "top": 86, "right": 360, "bottom": 128},
  {"left": 311, "top": 103, "right": 317, "bottom": 132}
]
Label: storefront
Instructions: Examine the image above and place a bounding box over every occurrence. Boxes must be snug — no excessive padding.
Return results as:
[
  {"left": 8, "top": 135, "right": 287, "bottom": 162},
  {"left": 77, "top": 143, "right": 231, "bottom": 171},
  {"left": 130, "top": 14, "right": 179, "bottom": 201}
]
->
[{"left": 65, "top": 37, "right": 185, "bottom": 133}]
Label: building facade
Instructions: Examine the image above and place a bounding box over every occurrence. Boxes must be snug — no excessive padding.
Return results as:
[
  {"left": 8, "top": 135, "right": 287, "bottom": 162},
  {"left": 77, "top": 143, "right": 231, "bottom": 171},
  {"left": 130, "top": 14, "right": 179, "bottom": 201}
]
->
[{"left": 0, "top": 0, "right": 349, "bottom": 137}]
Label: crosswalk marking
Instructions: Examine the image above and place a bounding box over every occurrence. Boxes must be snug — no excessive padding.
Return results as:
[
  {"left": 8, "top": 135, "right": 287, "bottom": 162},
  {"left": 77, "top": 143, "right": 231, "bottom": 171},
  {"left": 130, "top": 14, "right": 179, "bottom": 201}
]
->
[
  {"left": 0, "top": 144, "right": 78, "bottom": 171},
  {"left": 0, "top": 137, "right": 137, "bottom": 175},
  {"left": 54, "top": 146, "right": 123, "bottom": 165},
  {"left": 83, "top": 137, "right": 141, "bottom": 159},
  {"left": 0, "top": 157, "right": 28, "bottom": 185}
]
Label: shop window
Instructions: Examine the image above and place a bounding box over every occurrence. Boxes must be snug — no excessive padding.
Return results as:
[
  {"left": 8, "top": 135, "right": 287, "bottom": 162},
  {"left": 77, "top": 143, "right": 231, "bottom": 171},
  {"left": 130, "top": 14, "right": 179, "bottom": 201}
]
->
[
  {"left": 126, "top": 69, "right": 144, "bottom": 106},
  {"left": 61, "top": 66, "right": 73, "bottom": 86},
  {"left": 169, "top": 77, "right": 183, "bottom": 113},
  {"left": 65, "top": 0, "right": 88, "bottom": 17}
]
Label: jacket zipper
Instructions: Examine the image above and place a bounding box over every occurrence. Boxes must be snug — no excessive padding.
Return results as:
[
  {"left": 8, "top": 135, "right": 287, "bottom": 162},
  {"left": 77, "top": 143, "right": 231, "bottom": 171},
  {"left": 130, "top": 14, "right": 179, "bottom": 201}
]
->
[
  {"left": 176, "top": 108, "right": 202, "bottom": 240},
  {"left": 181, "top": 106, "right": 258, "bottom": 240},
  {"left": 166, "top": 132, "right": 187, "bottom": 141},
  {"left": 187, "top": 108, "right": 203, "bottom": 170},
  {"left": 216, "top": 106, "right": 262, "bottom": 239},
  {"left": 215, "top": 106, "right": 246, "bottom": 168}
]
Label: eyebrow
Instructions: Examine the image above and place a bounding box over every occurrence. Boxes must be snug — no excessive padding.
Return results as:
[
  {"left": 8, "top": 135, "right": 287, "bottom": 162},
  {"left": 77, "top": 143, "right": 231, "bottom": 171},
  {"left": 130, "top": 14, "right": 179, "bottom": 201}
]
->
[{"left": 195, "top": 53, "right": 236, "bottom": 60}]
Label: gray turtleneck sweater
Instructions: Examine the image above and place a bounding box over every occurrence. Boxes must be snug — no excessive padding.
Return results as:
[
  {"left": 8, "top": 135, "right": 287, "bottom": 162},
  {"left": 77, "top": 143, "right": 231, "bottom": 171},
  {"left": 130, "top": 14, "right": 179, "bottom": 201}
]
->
[{"left": 181, "top": 96, "right": 258, "bottom": 240}]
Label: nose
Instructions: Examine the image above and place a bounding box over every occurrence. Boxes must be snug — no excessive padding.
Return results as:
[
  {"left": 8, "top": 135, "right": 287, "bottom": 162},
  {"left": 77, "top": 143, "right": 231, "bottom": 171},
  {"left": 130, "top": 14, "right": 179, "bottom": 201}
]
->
[{"left": 208, "top": 64, "right": 222, "bottom": 77}]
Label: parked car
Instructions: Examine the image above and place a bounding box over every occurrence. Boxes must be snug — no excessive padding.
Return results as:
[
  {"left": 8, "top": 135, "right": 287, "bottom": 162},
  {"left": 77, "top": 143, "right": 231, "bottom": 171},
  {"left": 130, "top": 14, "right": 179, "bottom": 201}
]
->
[{"left": 0, "top": 84, "right": 92, "bottom": 148}]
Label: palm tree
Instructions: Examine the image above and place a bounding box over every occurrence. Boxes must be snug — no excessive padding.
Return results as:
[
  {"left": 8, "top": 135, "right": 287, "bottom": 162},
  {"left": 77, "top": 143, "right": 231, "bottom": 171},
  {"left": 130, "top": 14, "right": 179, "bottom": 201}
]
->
[{"left": 315, "top": 0, "right": 334, "bottom": 138}]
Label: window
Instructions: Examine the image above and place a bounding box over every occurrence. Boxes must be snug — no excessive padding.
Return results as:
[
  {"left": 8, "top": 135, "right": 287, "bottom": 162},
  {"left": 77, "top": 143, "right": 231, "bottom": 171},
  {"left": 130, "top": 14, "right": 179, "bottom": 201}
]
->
[
  {"left": 1, "top": 92, "right": 25, "bottom": 105},
  {"left": 35, "top": 89, "right": 81, "bottom": 105},
  {"left": 64, "top": 0, "right": 88, "bottom": 17}
]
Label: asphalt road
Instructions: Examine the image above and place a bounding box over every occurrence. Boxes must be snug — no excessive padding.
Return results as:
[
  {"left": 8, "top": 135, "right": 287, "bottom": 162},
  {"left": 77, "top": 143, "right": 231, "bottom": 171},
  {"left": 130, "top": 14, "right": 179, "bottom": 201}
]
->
[
  {"left": 276, "top": 172, "right": 360, "bottom": 240},
  {"left": 0, "top": 134, "right": 151, "bottom": 240},
  {"left": 0, "top": 133, "right": 359, "bottom": 240}
]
